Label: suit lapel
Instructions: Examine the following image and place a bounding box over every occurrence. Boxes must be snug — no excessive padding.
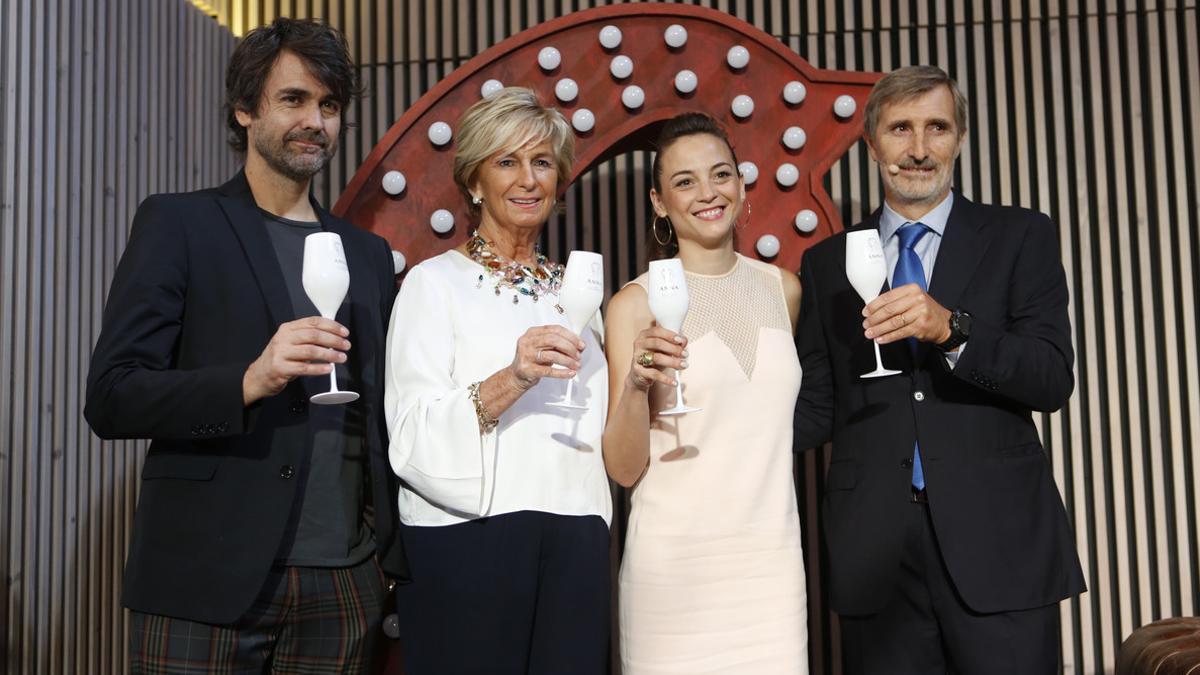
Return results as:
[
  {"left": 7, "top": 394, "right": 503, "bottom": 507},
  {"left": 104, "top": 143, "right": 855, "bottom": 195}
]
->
[
  {"left": 928, "top": 192, "right": 990, "bottom": 313},
  {"left": 216, "top": 171, "right": 295, "bottom": 327},
  {"left": 916, "top": 192, "right": 990, "bottom": 367}
]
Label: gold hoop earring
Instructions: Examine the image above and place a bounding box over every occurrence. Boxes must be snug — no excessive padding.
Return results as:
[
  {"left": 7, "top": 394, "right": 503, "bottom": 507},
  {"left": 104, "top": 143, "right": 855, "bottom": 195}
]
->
[
  {"left": 652, "top": 215, "right": 674, "bottom": 246},
  {"left": 737, "top": 201, "right": 752, "bottom": 231}
]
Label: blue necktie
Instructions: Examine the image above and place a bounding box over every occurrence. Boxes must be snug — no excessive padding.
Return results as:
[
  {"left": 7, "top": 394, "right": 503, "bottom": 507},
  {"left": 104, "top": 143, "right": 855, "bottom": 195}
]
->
[{"left": 893, "top": 222, "right": 931, "bottom": 490}]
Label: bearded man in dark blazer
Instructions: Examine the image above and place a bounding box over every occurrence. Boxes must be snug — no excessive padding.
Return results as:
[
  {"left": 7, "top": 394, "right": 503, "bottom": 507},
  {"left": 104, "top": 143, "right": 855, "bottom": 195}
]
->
[
  {"left": 85, "top": 17, "right": 404, "bottom": 672},
  {"left": 793, "top": 65, "right": 1085, "bottom": 674}
]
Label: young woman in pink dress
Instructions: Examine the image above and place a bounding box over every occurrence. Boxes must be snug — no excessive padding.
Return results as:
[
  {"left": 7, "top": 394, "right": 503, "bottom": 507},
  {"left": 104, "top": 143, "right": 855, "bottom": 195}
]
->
[{"left": 603, "top": 113, "right": 809, "bottom": 674}]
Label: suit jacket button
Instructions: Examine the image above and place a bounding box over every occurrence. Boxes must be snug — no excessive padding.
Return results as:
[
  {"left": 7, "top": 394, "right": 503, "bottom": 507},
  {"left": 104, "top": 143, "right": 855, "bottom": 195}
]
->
[
  {"left": 901, "top": 458, "right": 913, "bottom": 468},
  {"left": 290, "top": 401, "right": 306, "bottom": 414},
  {"left": 279, "top": 465, "right": 295, "bottom": 479},
  {"left": 913, "top": 391, "right": 925, "bottom": 402}
]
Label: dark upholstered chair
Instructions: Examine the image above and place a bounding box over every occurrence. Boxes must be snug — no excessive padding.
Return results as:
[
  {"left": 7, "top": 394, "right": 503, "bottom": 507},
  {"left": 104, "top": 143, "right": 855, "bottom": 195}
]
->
[{"left": 1116, "top": 617, "right": 1200, "bottom": 675}]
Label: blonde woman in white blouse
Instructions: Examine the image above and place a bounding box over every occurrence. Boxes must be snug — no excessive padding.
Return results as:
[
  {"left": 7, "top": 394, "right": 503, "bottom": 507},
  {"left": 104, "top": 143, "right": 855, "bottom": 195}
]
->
[{"left": 384, "top": 87, "right": 611, "bottom": 674}]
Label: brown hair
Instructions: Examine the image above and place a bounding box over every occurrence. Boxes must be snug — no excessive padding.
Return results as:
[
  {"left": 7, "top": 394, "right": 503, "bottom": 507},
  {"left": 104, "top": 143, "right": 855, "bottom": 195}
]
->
[
  {"left": 648, "top": 112, "right": 741, "bottom": 259},
  {"left": 224, "top": 17, "right": 362, "bottom": 153}
]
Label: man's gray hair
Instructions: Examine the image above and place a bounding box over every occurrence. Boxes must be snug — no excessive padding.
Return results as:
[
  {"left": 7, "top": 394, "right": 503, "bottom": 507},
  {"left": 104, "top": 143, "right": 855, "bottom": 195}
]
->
[{"left": 863, "top": 65, "right": 968, "bottom": 141}]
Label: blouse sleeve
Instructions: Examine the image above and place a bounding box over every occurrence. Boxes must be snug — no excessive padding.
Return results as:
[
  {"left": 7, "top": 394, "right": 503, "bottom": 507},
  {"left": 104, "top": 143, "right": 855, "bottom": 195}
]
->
[{"left": 383, "top": 263, "right": 499, "bottom": 517}]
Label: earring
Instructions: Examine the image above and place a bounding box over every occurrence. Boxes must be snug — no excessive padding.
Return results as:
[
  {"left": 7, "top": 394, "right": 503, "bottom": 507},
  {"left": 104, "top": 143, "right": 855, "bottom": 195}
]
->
[
  {"left": 471, "top": 195, "right": 482, "bottom": 205},
  {"left": 652, "top": 215, "right": 674, "bottom": 246},
  {"left": 737, "top": 201, "right": 752, "bottom": 230}
]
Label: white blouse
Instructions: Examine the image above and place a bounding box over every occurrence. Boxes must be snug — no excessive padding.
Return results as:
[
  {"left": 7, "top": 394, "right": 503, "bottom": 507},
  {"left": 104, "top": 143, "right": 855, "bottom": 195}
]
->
[{"left": 384, "top": 250, "right": 612, "bottom": 527}]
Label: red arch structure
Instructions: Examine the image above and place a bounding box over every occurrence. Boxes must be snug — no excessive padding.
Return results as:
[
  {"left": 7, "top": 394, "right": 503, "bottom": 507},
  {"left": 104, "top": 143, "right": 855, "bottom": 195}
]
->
[{"left": 334, "top": 3, "right": 881, "bottom": 273}]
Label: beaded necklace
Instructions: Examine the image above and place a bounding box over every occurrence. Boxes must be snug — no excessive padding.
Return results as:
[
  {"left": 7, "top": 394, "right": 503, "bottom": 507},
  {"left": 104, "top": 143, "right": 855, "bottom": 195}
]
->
[{"left": 467, "top": 230, "right": 564, "bottom": 310}]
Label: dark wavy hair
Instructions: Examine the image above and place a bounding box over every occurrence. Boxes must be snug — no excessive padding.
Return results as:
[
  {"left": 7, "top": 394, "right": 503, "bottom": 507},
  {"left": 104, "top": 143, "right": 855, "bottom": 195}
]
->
[
  {"left": 648, "top": 113, "right": 741, "bottom": 259},
  {"left": 223, "top": 17, "right": 363, "bottom": 153}
]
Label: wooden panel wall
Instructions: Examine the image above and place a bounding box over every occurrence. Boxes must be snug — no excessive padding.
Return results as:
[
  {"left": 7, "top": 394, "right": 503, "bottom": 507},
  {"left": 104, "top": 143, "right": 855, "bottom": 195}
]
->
[
  {"left": 3, "top": 2, "right": 1197, "bottom": 673},
  {"left": 0, "top": 1, "right": 238, "bottom": 673}
]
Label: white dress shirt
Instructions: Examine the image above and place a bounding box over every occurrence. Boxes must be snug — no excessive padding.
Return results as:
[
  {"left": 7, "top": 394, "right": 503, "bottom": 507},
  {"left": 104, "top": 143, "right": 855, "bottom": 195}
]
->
[{"left": 384, "top": 250, "right": 612, "bottom": 527}]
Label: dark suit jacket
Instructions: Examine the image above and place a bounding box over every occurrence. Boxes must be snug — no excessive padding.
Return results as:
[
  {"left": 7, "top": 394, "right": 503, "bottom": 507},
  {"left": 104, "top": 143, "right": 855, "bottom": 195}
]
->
[
  {"left": 793, "top": 192, "right": 1085, "bottom": 616},
  {"left": 84, "top": 171, "right": 408, "bottom": 625}
]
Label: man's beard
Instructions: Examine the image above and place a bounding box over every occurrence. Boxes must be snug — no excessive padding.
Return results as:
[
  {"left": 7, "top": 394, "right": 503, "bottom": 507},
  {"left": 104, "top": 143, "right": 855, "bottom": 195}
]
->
[
  {"left": 255, "top": 129, "right": 336, "bottom": 181},
  {"left": 884, "top": 158, "right": 952, "bottom": 205}
]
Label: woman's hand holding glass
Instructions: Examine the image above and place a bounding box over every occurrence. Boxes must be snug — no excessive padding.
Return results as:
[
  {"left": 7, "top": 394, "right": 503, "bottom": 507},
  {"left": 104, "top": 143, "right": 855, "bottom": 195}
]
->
[
  {"left": 628, "top": 326, "right": 688, "bottom": 391},
  {"left": 507, "top": 324, "right": 585, "bottom": 392}
]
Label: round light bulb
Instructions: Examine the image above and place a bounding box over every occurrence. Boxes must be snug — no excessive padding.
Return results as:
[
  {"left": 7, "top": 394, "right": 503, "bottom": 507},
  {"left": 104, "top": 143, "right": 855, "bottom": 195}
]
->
[
  {"left": 834, "top": 94, "right": 857, "bottom": 118},
  {"left": 731, "top": 94, "right": 755, "bottom": 118},
  {"left": 599, "top": 25, "right": 622, "bottom": 49},
  {"left": 610, "top": 55, "right": 633, "bottom": 79},
  {"left": 674, "top": 69, "right": 698, "bottom": 94},
  {"left": 382, "top": 170, "right": 406, "bottom": 195},
  {"left": 622, "top": 85, "right": 645, "bottom": 109},
  {"left": 427, "top": 121, "right": 452, "bottom": 146},
  {"left": 391, "top": 250, "right": 407, "bottom": 274},
  {"left": 664, "top": 24, "right": 688, "bottom": 48},
  {"left": 775, "top": 163, "right": 799, "bottom": 187},
  {"left": 571, "top": 108, "right": 595, "bottom": 133},
  {"left": 430, "top": 209, "right": 455, "bottom": 234},
  {"left": 537, "top": 46, "right": 561, "bottom": 71},
  {"left": 756, "top": 234, "right": 781, "bottom": 258},
  {"left": 782, "top": 126, "right": 807, "bottom": 150},
  {"left": 738, "top": 161, "right": 759, "bottom": 185},
  {"left": 555, "top": 78, "right": 578, "bottom": 102},
  {"left": 794, "top": 209, "right": 819, "bottom": 233},
  {"left": 783, "top": 80, "right": 807, "bottom": 104},
  {"left": 480, "top": 79, "right": 504, "bottom": 99},
  {"left": 726, "top": 45, "right": 750, "bottom": 69}
]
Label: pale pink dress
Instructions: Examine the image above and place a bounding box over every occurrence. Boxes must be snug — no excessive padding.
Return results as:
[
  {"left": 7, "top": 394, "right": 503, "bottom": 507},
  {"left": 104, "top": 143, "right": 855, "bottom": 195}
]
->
[{"left": 619, "top": 254, "right": 808, "bottom": 674}]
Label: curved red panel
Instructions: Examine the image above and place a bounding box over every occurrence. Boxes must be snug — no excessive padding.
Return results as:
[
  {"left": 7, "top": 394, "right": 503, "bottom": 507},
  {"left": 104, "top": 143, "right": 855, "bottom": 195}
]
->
[{"left": 335, "top": 3, "right": 881, "bottom": 273}]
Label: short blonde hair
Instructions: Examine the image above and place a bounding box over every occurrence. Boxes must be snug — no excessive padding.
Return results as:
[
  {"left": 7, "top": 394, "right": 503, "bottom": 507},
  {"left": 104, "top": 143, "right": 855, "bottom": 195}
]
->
[{"left": 452, "top": 87, "right": 575, "bottom": 219}]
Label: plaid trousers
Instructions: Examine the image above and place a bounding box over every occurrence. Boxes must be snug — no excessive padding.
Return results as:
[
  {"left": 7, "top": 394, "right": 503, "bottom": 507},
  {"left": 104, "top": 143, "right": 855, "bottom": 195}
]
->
[{"left": 129, "top": 555, "right": 387, "bottom": 674}]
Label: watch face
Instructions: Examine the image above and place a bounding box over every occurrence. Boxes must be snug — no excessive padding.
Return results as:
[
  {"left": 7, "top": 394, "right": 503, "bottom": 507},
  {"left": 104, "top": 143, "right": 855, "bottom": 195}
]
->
[{"left": 956, "top": 311, "right": 972, "bottom": 336}]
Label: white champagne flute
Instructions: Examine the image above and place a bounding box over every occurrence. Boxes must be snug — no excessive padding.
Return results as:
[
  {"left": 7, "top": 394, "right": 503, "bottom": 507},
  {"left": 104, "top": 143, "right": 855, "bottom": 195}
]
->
[
  {"left": 845, "top": 230, "right": 901, "bottom": 378},
  {"left": 647, "top": 259, "right": 700, "bottom": 415},
  {"left": 302, "top": 232, "right": 360, "bottom": 405},
  {"left": 548, "top": 250, "right": 605, "bottom": 410}
]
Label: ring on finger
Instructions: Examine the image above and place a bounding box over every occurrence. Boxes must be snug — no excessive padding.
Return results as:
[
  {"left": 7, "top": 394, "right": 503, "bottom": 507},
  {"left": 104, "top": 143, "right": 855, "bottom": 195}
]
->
[
  {"left": 637, "top": 351, "right": 655, "bottom": 368},
  {"left": 536, "top": 349, "right": 543, "bottom": 363}
]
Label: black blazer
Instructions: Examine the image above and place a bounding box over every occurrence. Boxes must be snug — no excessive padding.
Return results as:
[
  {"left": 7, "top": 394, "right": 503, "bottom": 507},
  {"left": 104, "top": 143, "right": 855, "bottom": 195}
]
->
[
  {"left": 85, "top": 171, "right": 407, "bottom": 625},
  {"left": 794, "top": 193, "right": 1085, "bottom": 615}
]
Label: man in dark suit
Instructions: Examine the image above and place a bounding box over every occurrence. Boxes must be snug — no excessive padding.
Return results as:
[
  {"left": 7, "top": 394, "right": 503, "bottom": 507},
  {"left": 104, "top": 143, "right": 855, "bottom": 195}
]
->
[
  {"left": 793, "top": 65, "right": 1085, "bottom": 673},
  {"left": 84, "top": 18, "right": 405, "bottom": 672}
]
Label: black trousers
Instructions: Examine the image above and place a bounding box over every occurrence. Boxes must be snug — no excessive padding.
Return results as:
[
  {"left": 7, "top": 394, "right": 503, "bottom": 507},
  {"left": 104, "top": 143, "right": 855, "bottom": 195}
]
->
[
  {"left": 394, "top": 510, "right": 610, "bottom": 675},
  {"left": 840, "top": 501, "right": 1061, "bottom": 675}
]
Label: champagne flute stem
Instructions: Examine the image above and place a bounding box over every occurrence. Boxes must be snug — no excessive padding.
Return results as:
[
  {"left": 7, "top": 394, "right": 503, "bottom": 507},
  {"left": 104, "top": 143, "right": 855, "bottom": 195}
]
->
[
  {"left": 873, "top": 341, "right": 885, "bottom": 372},
  {"left": 328, "top": 364, "right": 339, "bottom": 393},
  {"left": 563, "top": 377, "right": 576, "bottom": 404},
  {"left": 674, "top": 371, "right": 685, "bottom": 408}
]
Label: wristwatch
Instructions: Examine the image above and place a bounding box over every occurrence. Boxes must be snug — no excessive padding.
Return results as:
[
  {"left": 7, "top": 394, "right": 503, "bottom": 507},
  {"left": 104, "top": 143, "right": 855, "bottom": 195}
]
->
[{"left": 937, "top": 309, "right": 972, "bottom": 352}]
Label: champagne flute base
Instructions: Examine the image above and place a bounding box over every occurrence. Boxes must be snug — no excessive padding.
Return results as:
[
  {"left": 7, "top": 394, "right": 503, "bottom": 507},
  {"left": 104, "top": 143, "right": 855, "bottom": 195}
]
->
[
  {"left": 658, "top": 404, "right": 701, "bottom": 416},
  {"left": 860, "top": 368, "right": 902, "bottom": 379},
  {"left": 546, "top": 400, "right": 589, "bottom": 410},
  {"left": 311, "top": 390, "right": 360, "bottom": 405}
]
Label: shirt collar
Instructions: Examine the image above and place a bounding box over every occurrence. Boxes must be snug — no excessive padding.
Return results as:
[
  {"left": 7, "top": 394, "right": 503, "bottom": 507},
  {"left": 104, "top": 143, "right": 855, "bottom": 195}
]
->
[{"left": 879, "top": 191, "right": 955, "bottom": 244}]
